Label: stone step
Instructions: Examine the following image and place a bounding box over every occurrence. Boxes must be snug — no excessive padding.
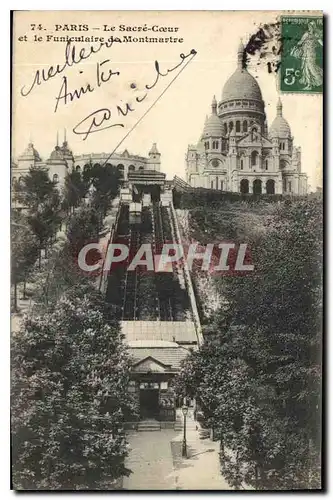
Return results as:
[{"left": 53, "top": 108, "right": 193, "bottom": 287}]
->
[
  {"left": 137, "top": 426, "right": 161, "bottom": 432},
  {"left": 137, "top": 421, "right": 161, "bottom": 432}
]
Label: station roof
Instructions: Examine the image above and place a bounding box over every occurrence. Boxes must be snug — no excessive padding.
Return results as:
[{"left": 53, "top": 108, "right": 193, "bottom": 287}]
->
[
  {"left": 121, "top": 320, "right": 198, "bottom": 345},
  {"left": 129, "top": 345, "right": 190, "bottom": 371}
]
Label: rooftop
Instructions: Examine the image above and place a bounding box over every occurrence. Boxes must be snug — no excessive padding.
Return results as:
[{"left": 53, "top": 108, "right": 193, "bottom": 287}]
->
[{"left": 121, "top": 320, "right": 198, "bottom": 344}]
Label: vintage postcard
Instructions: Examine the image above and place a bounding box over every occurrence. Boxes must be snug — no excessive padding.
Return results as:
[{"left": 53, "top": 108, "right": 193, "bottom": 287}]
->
[{"left": 11, "top": 10, "right": 323, "bottom": 491}]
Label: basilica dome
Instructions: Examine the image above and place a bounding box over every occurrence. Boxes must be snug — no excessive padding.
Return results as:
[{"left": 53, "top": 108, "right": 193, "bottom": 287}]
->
[
  {"left": 222, "top": 68, "right": 262, "bottom": 102},
  {"left": 221, "top": 42, "right": 263, "bottom": 102}
]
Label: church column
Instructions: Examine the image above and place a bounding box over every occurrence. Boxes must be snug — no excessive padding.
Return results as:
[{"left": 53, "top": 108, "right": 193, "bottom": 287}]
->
[{"left": 262, "top": 179, "right": 267, "bottom": 194}]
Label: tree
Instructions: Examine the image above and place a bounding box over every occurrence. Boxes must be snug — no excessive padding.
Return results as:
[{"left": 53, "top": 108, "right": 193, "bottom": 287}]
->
[
  {"left": 11, "top": 213, "right": 39, "bottom": 311},
  {"left": 11, "top": 284, "right": 138, "bottom": 490},
  {"left": 15, "top": 166, "right": 56, "bottom": 211},
  {"left": 67, "top": 206, "right": 100, "bottom": 257},
  {"left": 84, "top": 163, "right": 122, "bottom": 220},
  {"left": 31, "top": 241, "right": 92, "bottom": 311},
  {"left": 27, "top": 190, "right": 62, "bottom": 266},
  {"left": 62, "top": 171, "right": 88, "bottom": 214},
  {"left": 175, "top": 198, "right": 322, "bottom": 490}
]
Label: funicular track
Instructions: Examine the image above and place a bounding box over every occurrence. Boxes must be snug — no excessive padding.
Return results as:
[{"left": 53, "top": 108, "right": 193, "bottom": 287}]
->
[
  {"left": 106, "top": 199, "right": 192, "bottom": 322},
  {"left": 152, "top": 201, "right": 175, "bottom": 321},
  {"left": 136, "top": 207, "right": 159, "bottom": 320},
  {"left": 122, "top": 227, "right": 140, "bottom": 320},
  {"left": 105, "top": 204, "right": 129, "bottom": 318}
]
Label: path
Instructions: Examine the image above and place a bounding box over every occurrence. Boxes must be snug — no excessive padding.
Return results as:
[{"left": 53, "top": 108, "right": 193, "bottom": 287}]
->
[
  {"left": 123, "top": 430, "right": 176, "bottom": 490},
  {"left": 123, "top": 412, "right": 232, "bottom": 490}
]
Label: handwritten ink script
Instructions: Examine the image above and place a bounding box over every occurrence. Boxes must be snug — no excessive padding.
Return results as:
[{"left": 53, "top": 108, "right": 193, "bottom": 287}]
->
[
  {"left": 72, "top": 49, "right": 197, "bottom": 140},
  {"left": 20, "top": 39, "right": 114, "bottom": 98},
  {"left": 20, "top": 38, "right": 197, "bottom": 142}
]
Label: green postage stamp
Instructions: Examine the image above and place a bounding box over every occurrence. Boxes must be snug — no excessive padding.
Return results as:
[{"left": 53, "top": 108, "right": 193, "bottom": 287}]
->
[{"left": 280, "top": 16, "right": 323, "bottom": 93}]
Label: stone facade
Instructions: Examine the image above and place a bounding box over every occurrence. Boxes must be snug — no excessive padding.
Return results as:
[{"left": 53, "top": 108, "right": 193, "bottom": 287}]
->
[
  {"left": 185, "top": 43, "right": 307, "bottom": 195},
  {"left": 12, "top": 134, "right": 161, "bottom": 189}
]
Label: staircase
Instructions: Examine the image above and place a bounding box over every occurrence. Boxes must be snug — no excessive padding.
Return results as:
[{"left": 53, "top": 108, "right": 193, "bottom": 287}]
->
[{"left": 137, "top": 419, "right": 161, "bottom": 432}]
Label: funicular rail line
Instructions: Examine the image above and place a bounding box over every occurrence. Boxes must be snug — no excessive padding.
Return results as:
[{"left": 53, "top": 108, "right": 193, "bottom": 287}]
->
[
  {"left": 107, "top": 199, "right": 192, "bottom": 322},
  {"left": 152, "top": 201, "right": 174, "bottom": 321}
]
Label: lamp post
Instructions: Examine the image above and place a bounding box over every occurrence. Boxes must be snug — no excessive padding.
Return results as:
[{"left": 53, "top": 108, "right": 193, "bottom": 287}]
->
[{"left": 182, "top": 404, "right": 188, "bottom": 458}]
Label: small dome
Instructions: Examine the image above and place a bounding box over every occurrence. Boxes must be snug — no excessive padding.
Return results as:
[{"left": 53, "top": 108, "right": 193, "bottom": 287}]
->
[
  {"left": 202, "top": 95, "right": 224, "bottom": 138},
  {"left": 19, "top": 142, "right": 41, "bottom": 162},
  {"left": 49, "top": 146, "right": 65, "bottom": 162},
  {"left": 202, "top": 115, "right": 224, "bottom": 137},
  {"left": 149, "top": 143, "right": 160, "bottom": 155},
  {"left": 269, "top": 99, "right": 291, "bottom": 138},
  {"left": 221, "top": 42, "right": 262, "bottom": 102}
]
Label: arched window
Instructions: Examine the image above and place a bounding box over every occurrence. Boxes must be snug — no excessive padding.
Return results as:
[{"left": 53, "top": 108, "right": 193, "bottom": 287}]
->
[
  {"left": 139, "top": 166, "right": 144, "bottom": 171},
  {"left": 75, "top": 165, "right": 81, "bottom": 173},
  {"left": 128, "top": 165, "right": 135, "bottom": 172},
  {"left": 282, "top": 142, "right": 285, "bottom": 150},
  {"left": 53, "top": 174, "right": 59, "bottom": 183},
  {"left": 265, "top": 159, "right": 268, "bottom": 170},
  {"left": 18, "top": 176, "right": 23, "bottom": 185},
  {"left": 223, "top": 123, "right": 228, "bottom": 136},
  {"left": 243, "top": 121, "right": 248, "bottom": 133},
  {"left": 213, "top": 140, "right": 219, "bottom": 149},
  {"left": 83, "top": 164, "right": 90, "bottom": 173},
  {"left": 251, "top": 151, "right": 259, "bottom": 166},
  {"left": 240, "top": 158, "right": 244, "bottom": 170},
  {"left": 93, "top": 163, "right": 101, "bottom": 169},
  {"left": 118, "top": 164, "right": 125, "bottom": 178},
  {"left": 236, "top": 121, "right": 241, "bottom": 132},
  {"left": 205, "top": 141, "right": 209, "bottom": 150},
  {"left": 105, "top": 163, "right": 112, "bottom": 168},
  {"left": 266, "top": 179, "right": 275, "bottom": 194},
  {"left": 240, "top": 179, "right": 249, "bottom": 194},
  {"left": 229, "top": 122, "right": 233, "bottom": 132},
  {"left": 253, "top": 179, "right": 262, "bottom": 194}
]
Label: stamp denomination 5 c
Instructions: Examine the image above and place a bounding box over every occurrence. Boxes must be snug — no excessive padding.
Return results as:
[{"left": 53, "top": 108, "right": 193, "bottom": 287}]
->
[{"left": 280, "top": 16, "right": 323, "bottom": 93}]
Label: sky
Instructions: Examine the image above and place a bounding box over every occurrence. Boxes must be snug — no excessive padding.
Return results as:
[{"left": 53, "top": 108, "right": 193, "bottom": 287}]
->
[{"left": 12, "top": 10, "right": 323, "bottom": 191}]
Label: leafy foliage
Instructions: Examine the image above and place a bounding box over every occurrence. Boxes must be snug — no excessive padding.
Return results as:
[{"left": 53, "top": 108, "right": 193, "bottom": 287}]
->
[
  {"left": 67, "top": 206, "right": 100, "bottom": 256},
  {"left": 11, "top": 212, "right": 39, "bottom": 311},
  {"left": 11, "top": 284, "right": 138, "bottom": 490},
  {"left": 175, "top": 198, "right": 322, "bottom": 490},
  {"left": 62, "top": 171, "right": 89, "bottom": 213},
  {"left": 15, "top": 166, "right": 57, "bottom": 211},
  {"left": 85, "top": 163, "right": 122, "bottom": 218},
  {"left": 30, "top": 241, "right": 92, "bottom": 312}
]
